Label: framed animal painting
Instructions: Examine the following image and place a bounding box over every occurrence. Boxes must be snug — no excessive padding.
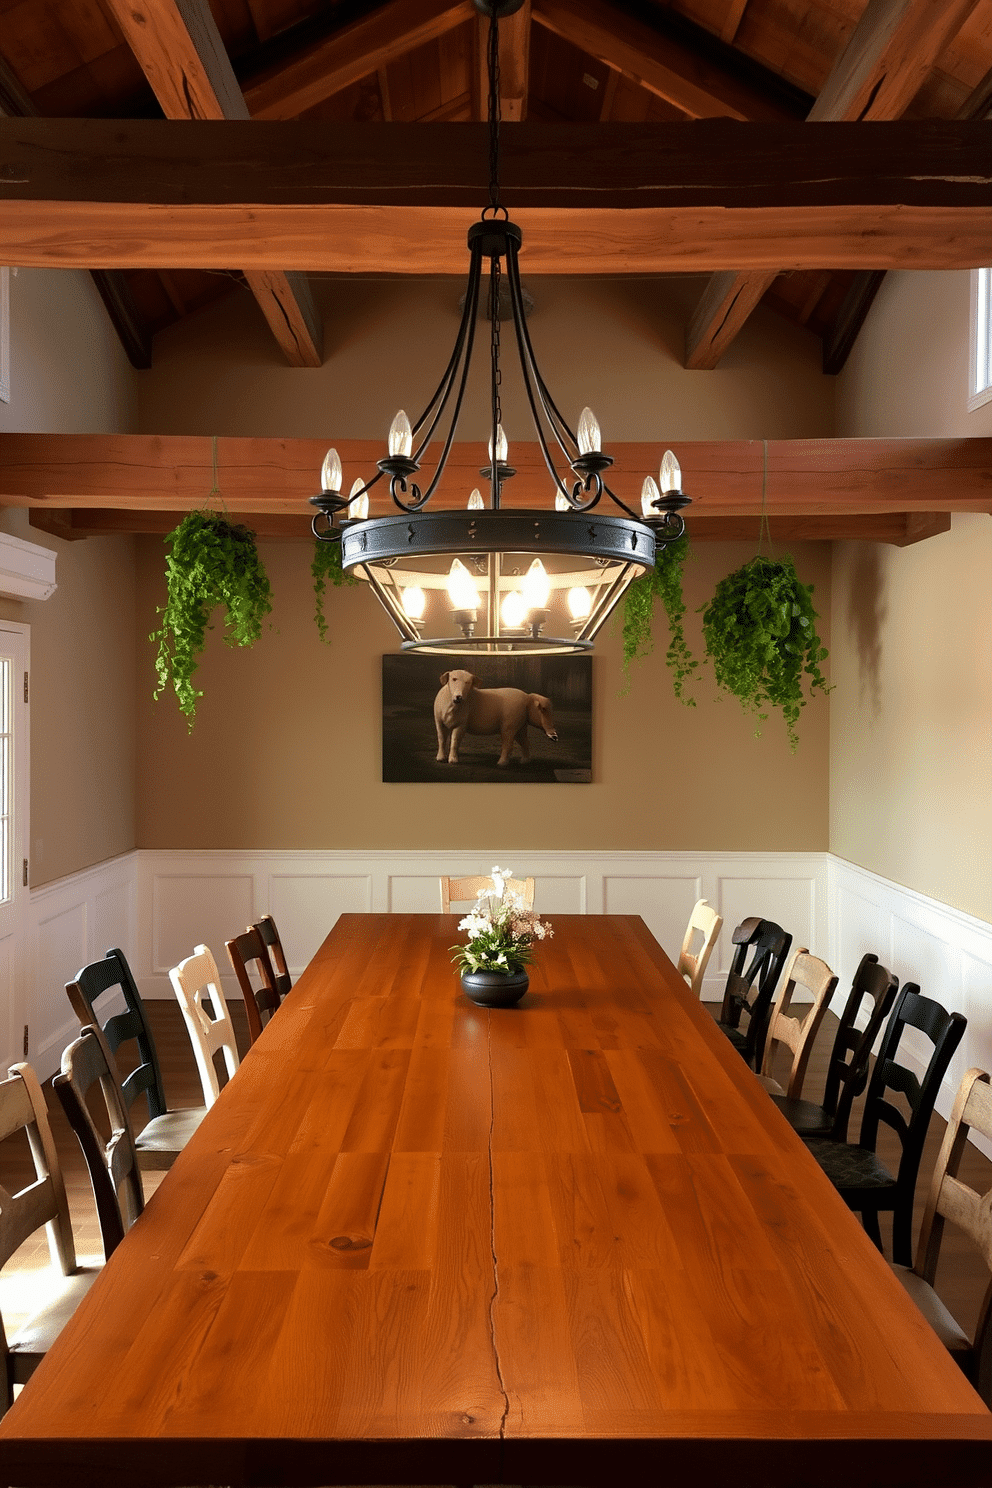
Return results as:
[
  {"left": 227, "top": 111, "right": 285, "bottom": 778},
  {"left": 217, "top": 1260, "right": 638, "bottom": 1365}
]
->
[{"left": 381, "top": 654, "right": 592, "bottom": 783}]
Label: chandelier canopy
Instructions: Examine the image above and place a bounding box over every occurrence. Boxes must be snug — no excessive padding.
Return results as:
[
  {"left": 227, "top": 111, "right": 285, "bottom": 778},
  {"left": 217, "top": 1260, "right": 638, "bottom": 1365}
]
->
[{"left": 309, "top": 0, "right": 690, "bottom": 656}]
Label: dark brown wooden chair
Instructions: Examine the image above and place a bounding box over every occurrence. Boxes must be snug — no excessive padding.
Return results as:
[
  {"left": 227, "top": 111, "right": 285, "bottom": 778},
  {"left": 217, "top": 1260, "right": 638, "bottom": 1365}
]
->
[
  {"left": 226, "top": 926, "right": 281, "bottom": 1045},
  {"left": 769, "top": 952, "right": 899, "bottom": 1141},
  {"left": 252, "top": 913, "right": 293, "bottom": 1001},
  {"left": 715, "top": 917, "right": 793, "bottom": 1071}
]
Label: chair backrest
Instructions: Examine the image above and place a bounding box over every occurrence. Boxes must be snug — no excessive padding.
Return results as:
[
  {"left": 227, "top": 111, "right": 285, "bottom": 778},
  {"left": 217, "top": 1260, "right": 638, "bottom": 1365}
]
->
[
  {"left": 677, "top": 899, "right": 723, "bottom": 999},
  {"left": 53, "top": 1026, "right": 144, "bottom": 1261},
  {"left": 440, "top": 874, "right": 535, "bottom": 914},
  {"left": 226, "top": 928, "right": 281, "bottom": 1046},
  {"left": 819, "top": 952, "right": 899, "bottom": 1140},
  {"left": 253, "top": 914, "right": 292, "bottom": 1000},
  {"left": 915, "top": 1067, "right": 992, "bottom": 1398},
  {"left": 719, "top": 917, "right": 793, "bottom": 1069},
  {"left": 65, "top": 946, "right": 167, "bottom": 1123},
  {"left": 169, "top": 944, "right": 241, "bottom": 1107},
  {"left": 858, "top": 988, "right": 967, "bottom": 1199},
  {"left": 760, "top": 948, "right": 839, "bottom": 1100}
]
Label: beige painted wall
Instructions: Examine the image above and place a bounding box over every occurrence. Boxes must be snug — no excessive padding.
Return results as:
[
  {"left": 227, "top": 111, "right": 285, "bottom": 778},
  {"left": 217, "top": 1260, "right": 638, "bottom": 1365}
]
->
[
  {"left": 0, "top": 269, "right": 138, "bottom": 885},
  {"left": 134, "top": 275, "right": 834, "bottom": 852},
  {"left": 833, "top": 271, "right": 992, "bottom": 922}
]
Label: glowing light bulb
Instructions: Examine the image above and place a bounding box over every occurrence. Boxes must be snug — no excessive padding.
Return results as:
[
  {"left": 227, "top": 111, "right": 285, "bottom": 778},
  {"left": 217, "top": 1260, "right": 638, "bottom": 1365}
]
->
[
  {"left": 521, "top": 558, "right": 550, "bottom": 611},
  {"left": 446, "top": 559, "right": 480, "bottom": 611},
  {"left": 555, "top": 493, "right": 572, "bottom": 511},
  {"left": 467, "top": 488, "right": 485, "bottom": 510},
  {"left": 501, "top": 590, "right": 527, "bottom": 629},
  {"left": 660, "top": 449, "right": 682, "bottom": 493},
  {"left": 402, "top": 586, "right": 426, "bottom": 621},
  {"left": 488, "top": 424, "right": 508, "bottom": 464},
  {"left": 568, "top": 586, "right": 592, "bottom": 621},
  {"left": 320, "top": 447, "right": 342, "bottom": 493},
  {"left": 641, "top": 475, "right": 660, "bottom": 518},
  {"left": 576, "top": 407, "right": 601, "bottom": 455},
  {"left": 388, "top": 410, "right": 413, "bottom": 458},
  {"left": 347, "top": 479, "right": 369, "bottom": 522}
]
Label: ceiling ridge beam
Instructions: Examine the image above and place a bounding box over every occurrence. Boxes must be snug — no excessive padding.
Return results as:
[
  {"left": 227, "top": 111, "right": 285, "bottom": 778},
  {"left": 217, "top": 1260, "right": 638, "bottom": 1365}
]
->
[{"left": 103, "top": 0, "right": 322, "bottom": 369}]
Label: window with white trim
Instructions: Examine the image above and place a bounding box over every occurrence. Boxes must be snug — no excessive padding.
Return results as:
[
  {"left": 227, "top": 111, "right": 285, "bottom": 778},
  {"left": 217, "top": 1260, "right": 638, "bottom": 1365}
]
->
[{"left": 969, "top": 268, "right": 992, "bottom": 411}]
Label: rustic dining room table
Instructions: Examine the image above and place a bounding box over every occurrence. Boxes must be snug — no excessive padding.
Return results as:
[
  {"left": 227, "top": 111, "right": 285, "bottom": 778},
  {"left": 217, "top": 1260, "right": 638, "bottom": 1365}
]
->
[{"left": 1, "top": 911, "right": 991, "bottom": 1488}]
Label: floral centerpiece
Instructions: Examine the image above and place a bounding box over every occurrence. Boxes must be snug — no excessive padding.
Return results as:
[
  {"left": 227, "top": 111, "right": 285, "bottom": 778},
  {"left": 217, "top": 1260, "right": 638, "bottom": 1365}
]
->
[{"left": 451, "top": 867, "right": 552, "bottom": 1006}]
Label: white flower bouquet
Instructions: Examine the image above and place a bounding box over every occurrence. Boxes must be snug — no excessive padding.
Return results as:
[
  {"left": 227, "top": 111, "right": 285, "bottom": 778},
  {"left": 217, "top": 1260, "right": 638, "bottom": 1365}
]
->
[{"left": 451, "top": 866, "right": 553, "bottom": 975}]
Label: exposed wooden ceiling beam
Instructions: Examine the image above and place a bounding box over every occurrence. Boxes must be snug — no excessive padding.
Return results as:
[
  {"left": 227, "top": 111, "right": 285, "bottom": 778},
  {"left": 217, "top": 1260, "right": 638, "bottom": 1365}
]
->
[
  {"left": 0, "top": 119, "right": 988, "bottom": 274},
  {"left": 244, "top": 0, "right": 474, "bottom": 120},
  {"left": 685, "top": 0, "right": 984, "bottom": 370},
  {"left": 474, "top": 2, "right": 530, "bottom": 123},
  {"left": 4, "top": 434, "right": 990, "bottom": 521},
  {"left": 103, "top": 0, "right": 322, "bottom": 369},
  {"left": 822, "top": 269, "right": 888, "bottom": 375}
]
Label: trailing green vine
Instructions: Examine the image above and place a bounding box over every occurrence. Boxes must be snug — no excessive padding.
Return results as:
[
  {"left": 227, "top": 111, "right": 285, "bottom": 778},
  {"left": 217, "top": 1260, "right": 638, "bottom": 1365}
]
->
[
  {"left": 150, "top": 510, "right": 272, "bottom": 728},
  {"left": 620, "top": 533, "right": 697, "bottom": 702},
  {"left": 312, "top": 536, "right": 357, "bottom": 644},
  {"left": 700, "top": 553, "right": 830, "bottom": 751}
]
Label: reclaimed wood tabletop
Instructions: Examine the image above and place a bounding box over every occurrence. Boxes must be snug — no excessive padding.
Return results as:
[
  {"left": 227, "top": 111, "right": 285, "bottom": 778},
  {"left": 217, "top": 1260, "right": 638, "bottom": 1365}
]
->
[{"left": 1, "top": 913, "right": 991, "bottom": 1487}]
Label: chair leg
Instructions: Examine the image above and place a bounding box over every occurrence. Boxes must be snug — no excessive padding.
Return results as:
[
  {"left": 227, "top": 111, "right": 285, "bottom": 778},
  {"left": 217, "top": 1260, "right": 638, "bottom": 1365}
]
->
[
  {"left": 891, "top": 1199, "right": 914, "bottom": 1268},
  {"left": 861, "top": 1206, "right": 883, "bottom": 1253}
]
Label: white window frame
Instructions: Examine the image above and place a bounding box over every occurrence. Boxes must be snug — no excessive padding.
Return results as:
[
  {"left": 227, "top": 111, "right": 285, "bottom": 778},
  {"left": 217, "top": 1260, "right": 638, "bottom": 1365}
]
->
[{"left": 969, "top": 267, "right": 992, "bottom": 411}]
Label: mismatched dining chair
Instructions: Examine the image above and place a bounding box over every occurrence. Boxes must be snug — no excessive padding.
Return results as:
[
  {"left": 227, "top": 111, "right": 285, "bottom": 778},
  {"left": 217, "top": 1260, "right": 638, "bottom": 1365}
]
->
[
  {"left": 54, "top": 1026, "right": 144, "bottom": 1262},
  {"left": 64, "top": 947, "right": 206, "bottom": 1170},
  {"left": 169, "top": 944, "right": 241, "bottom": 1107},
  {"left": 805, "top": 985, "right": 967, "bottom": 1266},
  {"left": 890, "top": 1066, "right": 992, "bottom": 1399},
  {"left": 0, "top": 1062, "right": 100, "bottom": 1413},
  {"left": 225, "top": 927, "right": 281, "bottom": 1046},
  {"left": 253, "top": 913, "right": 292, "bottom": 1000},
  {"left": 757, "top": 949, "right": 838, "bottom": 1102},
  {"left": 676, "top": 898, "right": 723, "bottom": 1000},
  {"left": 714, "top": 917, "right": 793, "bottom": 1071},
  {"left": 440, "top": 873, "right": 535, "bottom": 913},
  {"left": 769, "top": 952, "right": 899, "bottom": 1141}
]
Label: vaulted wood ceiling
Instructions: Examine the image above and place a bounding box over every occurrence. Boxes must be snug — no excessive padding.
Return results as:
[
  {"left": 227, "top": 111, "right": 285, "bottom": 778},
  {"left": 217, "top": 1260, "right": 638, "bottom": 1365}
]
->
[{"left": 2, "top": 0, "right": 991, "bottom": 376}]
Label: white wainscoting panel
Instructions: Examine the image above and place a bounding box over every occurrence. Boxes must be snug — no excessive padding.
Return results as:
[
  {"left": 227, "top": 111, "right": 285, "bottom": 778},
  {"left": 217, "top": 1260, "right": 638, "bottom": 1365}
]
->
[
  {"left": 151, "top": 873, "right": 254, "bottom": 975},
  {"left": 271, "top": 875, "right": 373, "bottom": 964}
]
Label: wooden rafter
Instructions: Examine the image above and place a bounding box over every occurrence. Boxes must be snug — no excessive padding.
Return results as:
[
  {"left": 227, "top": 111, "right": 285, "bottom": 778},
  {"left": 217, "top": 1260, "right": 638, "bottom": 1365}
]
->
[
  {"left": 474, "top": 2, "right": 530, "bottom": 123},
  {"left": 0, "top": 119, "right": 989, "bottom": 275},
  {"left": 103, "top": 0, "right": 322, "bottom": 369},
  {"left": 685, "top": 0, "right": 984, "bottom": 371}
]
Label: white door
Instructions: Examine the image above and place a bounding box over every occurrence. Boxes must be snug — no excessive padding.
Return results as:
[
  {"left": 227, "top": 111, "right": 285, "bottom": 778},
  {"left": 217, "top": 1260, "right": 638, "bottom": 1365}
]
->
[{"left": 0, "top": 623, "right": 28, "bottom": 1072}]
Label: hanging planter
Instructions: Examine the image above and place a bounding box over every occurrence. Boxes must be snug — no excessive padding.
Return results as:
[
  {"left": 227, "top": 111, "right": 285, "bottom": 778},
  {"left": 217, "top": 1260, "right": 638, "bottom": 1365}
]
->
[
  {"left": 700, "top": 553, "right": 830, "bottom": 752},
  {"left": 620, "top": 532, "right": 697, "bottom": 703},
  {"left": 150, "top": 509, "right": 272, "bottom": 728},
  {"left": 312, "top": 536, "right": 357, "bottom": 644}
]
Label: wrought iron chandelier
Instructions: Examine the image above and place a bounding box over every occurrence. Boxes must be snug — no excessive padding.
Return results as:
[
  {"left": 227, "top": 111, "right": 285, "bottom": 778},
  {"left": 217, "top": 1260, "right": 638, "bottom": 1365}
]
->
[{"left": 309, "top": 0, "right": 690, "bottom": 656}]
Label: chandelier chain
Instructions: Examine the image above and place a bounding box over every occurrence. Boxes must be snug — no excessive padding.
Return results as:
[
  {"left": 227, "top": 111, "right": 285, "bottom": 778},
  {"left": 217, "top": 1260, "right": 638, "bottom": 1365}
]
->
[
  {"left": 491, "top": 255, "right": 503, "bottom": 507},
  {"left": 487, "top": 5, "right": 501, "bottom": 211}
]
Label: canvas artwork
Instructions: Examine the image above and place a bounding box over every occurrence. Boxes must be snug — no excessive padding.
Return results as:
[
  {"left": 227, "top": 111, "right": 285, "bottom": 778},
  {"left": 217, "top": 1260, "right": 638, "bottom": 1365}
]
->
[{"left": 382, "top": 654, "right": 592, "bottom": 783}]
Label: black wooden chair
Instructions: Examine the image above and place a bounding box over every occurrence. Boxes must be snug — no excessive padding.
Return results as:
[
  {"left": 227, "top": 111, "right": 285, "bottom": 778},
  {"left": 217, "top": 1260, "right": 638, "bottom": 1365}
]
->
[
  {"left": 253, "top": 914, "right": 293, "bottom": 1001},
  {"left": 65, "top": 946, "right": 205, "bottom": 1170},
  {"left": 226, "top": 926, "right": 281, "bottom": 1045},
  {"left": 805, "top": 986, "right": 967, "bottom": 1266},
  {"left": 769, "top": 952, "right": 899, "bottom": 1141},
  {"left": 715, "top": 917, "right": 793, "bottom": 1071},
  {"left": 54, "top": 1026, "right": 144, "bottom": 1262}
]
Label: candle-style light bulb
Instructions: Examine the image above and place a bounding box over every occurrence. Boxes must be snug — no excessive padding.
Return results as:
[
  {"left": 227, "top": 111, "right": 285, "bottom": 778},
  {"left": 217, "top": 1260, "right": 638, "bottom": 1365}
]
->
[
  {"left": 347, "top": 478, "right": 369, "bottom": 522},
  {"left": 641, "top": 475, "right": 660, "bottom": 518},
  {"left": 576, "top": 407, "right": 602, "bottom": 455},
  {"left": 660, "top": 449, "right": 682, "bottom": 493},
  {"left": 555, "top": 493, "right": 572, "bottom": 511},
  {"left": 521, "top": 558, "right": 551, "bottom": 611},
  {"left": 467, "top": 488, "right": 485, "bottom": 510},
  {"left": 568, "top": 586, "right": 592, "bottom": 621},
  {"left": 501, "top": 590, "right": 527, "bottom": 629},
  {"left": 446, "top": 558, "right": 480, "bottom": 611},
  {"left": 388, "top": 410, "right": 413, "bottom": 458},
  {"left": 402, "top": 586, "right": 426, "bottom": 621},
  {"left": 320, "top": 447, "right": 342, "bottom": 493},
  {"left": 488, "top": 424, "right": 509, "bottom": 464}
]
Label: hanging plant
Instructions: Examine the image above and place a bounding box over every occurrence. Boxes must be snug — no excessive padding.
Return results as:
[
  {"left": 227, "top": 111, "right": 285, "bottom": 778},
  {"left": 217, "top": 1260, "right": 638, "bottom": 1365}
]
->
[
  {"left": 312, "top": 537, "right": 357, "bottom": 644},
  {"left": 700, "top": 553, "right": 830, "bottom": 752},
  {"left": 150, "top": 510, "right": 272, "bottom": 728},
  {"left": 620, "top": 532, "right": 697, "bottom": 703}
]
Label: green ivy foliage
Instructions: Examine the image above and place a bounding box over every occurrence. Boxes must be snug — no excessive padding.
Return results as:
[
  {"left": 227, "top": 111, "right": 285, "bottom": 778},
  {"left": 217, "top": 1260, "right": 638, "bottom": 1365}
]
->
[
  {"left": 620, "top": 533, "right": 697, "bottom": 703},
  {"left": 700, "top": 553, "right": 830, "bottom": 752},
  {"left": 150, "top": 511, "right": 272, "bottom": 729},
  {"left": 312, "top": 536, "right": 357, "bottom": 644}
]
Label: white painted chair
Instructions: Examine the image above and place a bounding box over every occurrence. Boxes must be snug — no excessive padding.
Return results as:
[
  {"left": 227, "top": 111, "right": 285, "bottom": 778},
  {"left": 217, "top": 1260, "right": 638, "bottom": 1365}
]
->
[
  {"left": 676, "top": 898, "right": 723, "bottom": 999},
  {"left": 168, "top": 944, "right": 241, "bottom": 1107},
  {"left": 440, "top": 874, "right": 535, "bottom": 914},
  {"left": 757, "top": 948, "right": 838, "bottom": 1100}
]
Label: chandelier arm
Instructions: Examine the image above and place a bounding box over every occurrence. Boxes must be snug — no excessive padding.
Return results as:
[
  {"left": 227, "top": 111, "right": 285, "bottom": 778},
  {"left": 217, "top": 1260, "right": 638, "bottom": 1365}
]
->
[
  {"left": 501, "top": 255, "right": 578, "bottom": 506},
  {"left": 414, "top": 247, "right": 485, "bottom": 507},
  {"left": 505, "top": 241, "right": 579, "bottom": 456},
  {"left": 410, "top": 243, "right": 485, "bottom": 461}
]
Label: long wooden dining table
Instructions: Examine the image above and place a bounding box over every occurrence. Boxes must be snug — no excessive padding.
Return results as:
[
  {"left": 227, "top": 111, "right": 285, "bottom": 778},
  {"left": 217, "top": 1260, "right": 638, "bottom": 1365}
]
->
[{"left": 1, "top": 912, "right": 991, "bottom": 1487}]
